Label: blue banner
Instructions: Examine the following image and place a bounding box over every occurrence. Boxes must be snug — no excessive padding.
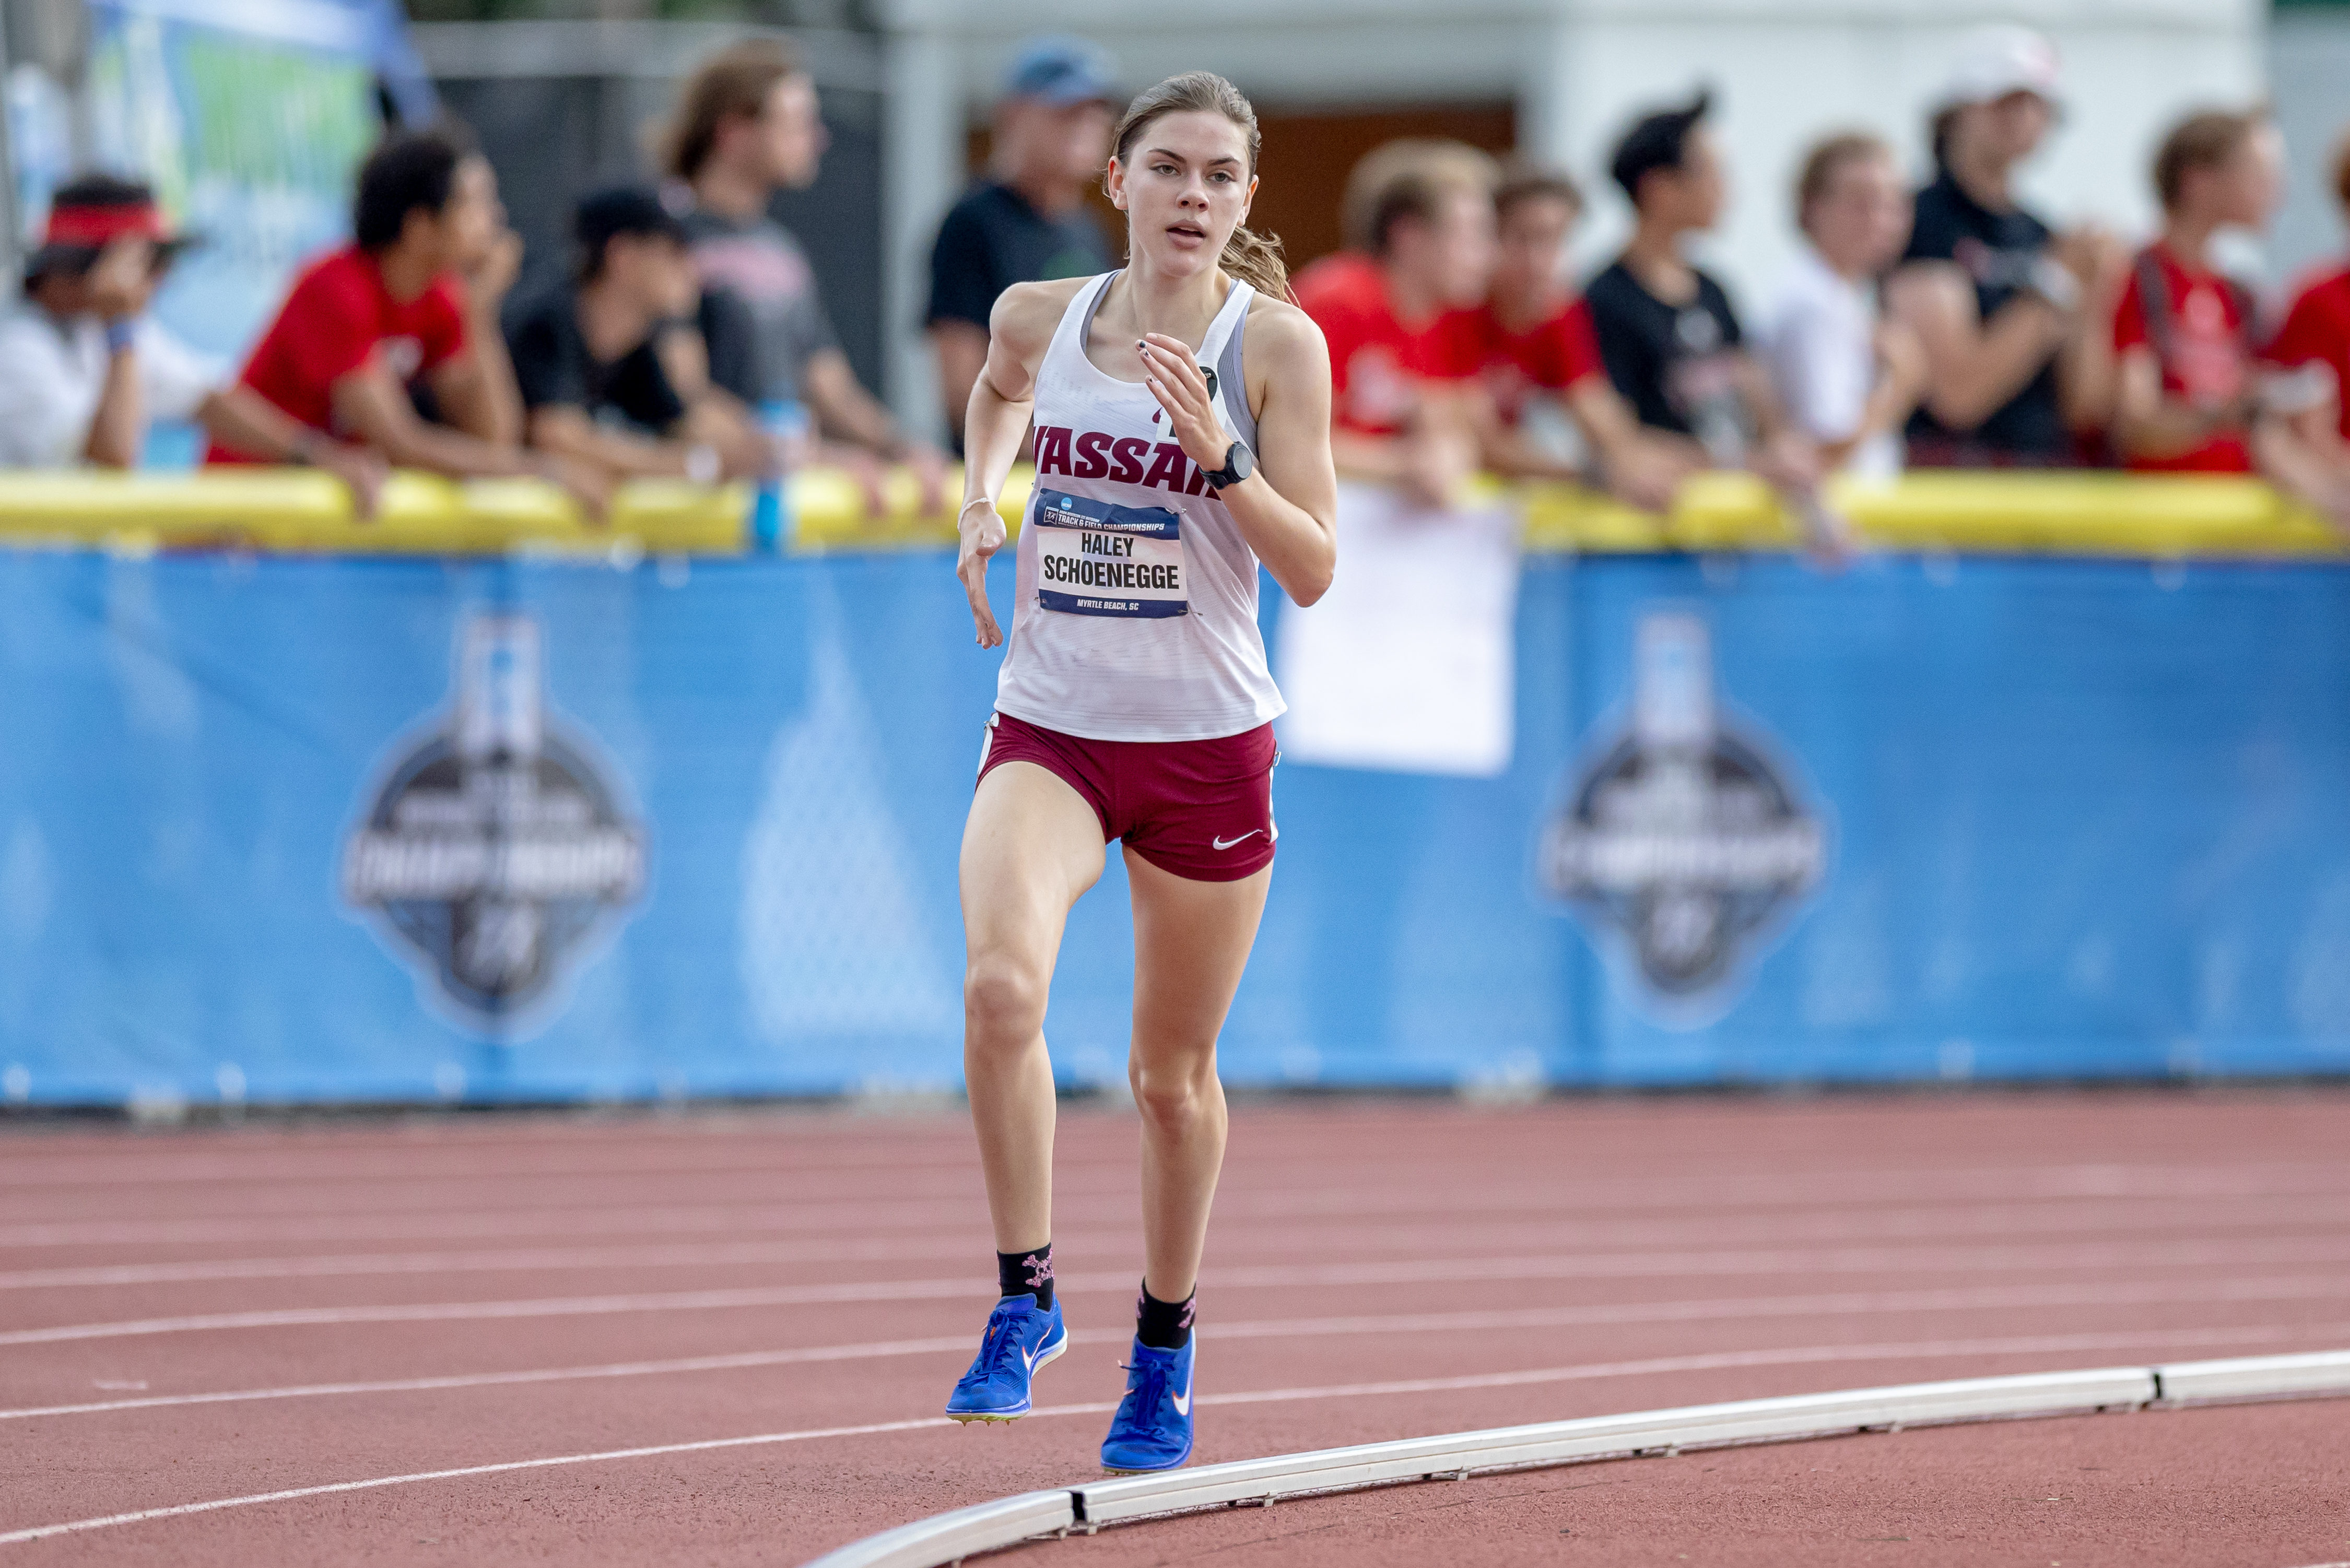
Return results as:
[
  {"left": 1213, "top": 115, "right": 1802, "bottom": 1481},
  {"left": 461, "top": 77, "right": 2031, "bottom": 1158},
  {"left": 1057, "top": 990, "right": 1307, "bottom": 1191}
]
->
[{"left": 3, "top": 545, "right": 2348, "bottom": 1108}]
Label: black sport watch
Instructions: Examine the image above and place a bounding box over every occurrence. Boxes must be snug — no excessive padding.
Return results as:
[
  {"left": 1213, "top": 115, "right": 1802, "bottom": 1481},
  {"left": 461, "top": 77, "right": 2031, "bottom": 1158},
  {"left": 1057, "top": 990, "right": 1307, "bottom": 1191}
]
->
[{"left": 1203, "top": 441, "right": 1254, "bottom": 490}]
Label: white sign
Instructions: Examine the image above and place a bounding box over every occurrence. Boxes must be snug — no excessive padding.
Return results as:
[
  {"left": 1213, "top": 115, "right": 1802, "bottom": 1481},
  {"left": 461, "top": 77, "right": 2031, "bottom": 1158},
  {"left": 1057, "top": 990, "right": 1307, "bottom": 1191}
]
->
[{"left": 1275, "top": 482, "right": 1520, "bottom": 777}]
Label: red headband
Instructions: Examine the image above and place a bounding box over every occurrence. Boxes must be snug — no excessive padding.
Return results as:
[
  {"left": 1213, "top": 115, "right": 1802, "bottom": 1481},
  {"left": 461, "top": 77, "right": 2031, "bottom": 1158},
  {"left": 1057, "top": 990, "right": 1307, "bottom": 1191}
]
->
[{"left": 42, "top": 202, "right": 172, "bottom": 248}]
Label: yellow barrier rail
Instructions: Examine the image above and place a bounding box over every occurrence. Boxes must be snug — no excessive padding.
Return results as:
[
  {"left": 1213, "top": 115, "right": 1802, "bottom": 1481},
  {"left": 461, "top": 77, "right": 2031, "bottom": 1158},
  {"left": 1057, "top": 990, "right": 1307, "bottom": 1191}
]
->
[
  {"left": 0, "top": 471, "right": 746, "bottom": 555},
  {"left": 0, "top": 465, "right": 2342, "bottom": 560}
]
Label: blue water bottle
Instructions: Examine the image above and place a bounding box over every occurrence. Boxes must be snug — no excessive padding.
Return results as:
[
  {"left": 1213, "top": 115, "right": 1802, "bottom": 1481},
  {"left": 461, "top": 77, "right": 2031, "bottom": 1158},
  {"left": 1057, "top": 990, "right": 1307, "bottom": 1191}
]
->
[{"left": 750, "top": 398, "right": 810, "bottom": 551}]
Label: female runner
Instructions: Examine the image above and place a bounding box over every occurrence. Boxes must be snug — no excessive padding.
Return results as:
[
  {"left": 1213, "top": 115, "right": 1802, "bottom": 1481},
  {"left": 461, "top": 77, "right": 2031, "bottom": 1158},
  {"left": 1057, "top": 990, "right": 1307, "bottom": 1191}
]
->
[{"left": 944, "top": 70, "right": 1337, "bottom": 1472}]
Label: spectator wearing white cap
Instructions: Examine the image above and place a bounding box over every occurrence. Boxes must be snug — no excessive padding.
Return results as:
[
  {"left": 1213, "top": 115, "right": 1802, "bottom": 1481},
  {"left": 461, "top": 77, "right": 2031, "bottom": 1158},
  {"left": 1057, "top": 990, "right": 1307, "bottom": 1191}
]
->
[
  {"left": 1762, "top": 134, "right": 1926, "bottom": 479},
  {"left": 926, "top": 37, "right": 1119, "bottom": 444},
  {"left": 1885, "top": 25, "right": 2126, "bottom": 466}
]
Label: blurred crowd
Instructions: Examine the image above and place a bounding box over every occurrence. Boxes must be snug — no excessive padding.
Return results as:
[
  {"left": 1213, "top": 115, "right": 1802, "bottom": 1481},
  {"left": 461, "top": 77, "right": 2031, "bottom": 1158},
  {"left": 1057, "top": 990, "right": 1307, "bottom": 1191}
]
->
[
  {"left": 0, "top": 37, "right": 945, "bottom": 517},
  {"left": 1271, "top": 25, "right": 2350, "bottom": 541},
  {"left": 8, "top": 24, "right": 2350, "bottom": 534}
]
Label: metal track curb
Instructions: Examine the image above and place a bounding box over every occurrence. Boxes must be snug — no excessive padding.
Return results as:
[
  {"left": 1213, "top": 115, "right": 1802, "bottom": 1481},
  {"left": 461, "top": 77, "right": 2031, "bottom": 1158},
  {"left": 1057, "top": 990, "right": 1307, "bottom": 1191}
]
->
[{"left": 801, "top": 1349, "right": 2350, "bottom": 1568}]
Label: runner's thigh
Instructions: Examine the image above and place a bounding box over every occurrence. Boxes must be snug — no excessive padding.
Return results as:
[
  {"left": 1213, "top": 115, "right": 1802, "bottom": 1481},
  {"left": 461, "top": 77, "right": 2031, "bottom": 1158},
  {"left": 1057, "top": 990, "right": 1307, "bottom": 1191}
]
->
[
  {"left": 1126, "top": 850, "right": 1272, "bottom": 1059},
  {"left": 962, "top": 760, "right": 1109, "bottom": 961}
]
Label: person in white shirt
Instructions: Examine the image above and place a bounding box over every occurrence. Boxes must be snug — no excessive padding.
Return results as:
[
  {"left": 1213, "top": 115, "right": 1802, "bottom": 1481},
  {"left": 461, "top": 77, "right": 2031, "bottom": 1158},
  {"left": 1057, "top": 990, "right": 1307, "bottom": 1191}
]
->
[
  {"left": 0, "top": 175, "right": 383, "bottom": 501},
  {"left": 0, "top": 177, "right": 221, "bottom": 468},
  {"left": 1764, "top": 134, "right": 1928, "bottom": 478}
]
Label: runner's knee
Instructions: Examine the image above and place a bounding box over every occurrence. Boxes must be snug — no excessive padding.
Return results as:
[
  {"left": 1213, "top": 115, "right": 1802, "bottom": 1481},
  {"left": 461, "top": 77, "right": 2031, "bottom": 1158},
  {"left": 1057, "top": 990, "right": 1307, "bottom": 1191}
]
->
[
  {"left": 964, "top": 951, "right": 1049, "bottom": 1044},
  {"left": 1129, "top": 1055, "right": 1219, "bottom": 1131}
]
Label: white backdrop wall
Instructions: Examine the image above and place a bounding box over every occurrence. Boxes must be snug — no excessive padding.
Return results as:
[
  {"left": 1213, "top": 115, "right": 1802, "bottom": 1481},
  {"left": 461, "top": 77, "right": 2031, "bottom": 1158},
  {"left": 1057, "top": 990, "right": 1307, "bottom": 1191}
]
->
[{"left": 879, "top": 0, "right": 2264, "bottom": 440}]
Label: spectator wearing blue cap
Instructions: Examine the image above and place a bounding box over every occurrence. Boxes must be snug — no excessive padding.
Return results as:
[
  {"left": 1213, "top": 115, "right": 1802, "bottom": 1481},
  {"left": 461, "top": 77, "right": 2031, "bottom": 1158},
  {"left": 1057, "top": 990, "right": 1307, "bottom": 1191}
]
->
[{"left": 925, "top": 37, "right": 1119, "bottom": 443}]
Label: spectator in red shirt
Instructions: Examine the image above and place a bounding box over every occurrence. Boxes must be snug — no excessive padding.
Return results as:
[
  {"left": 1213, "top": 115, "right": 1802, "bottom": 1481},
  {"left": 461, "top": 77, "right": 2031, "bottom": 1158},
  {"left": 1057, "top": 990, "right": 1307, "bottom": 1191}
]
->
[
  {"left": 2110, "top": 107, "right": 2346, "bottom": 520},
  {"left": 2110, "top": 109, "right": 2276, "bottom": 472},
  {"left": 1291, "top": 140, "right": 1496, "bottom": 508},
  {"left": 2263, "top": 132, "right": 2350, "bottom": 469},
  {"left": 208, "top": 125, "right": 597, "bottom": 505},
  {"left": 1469, "top": 166, "right": 1681, "bottom": 510}
]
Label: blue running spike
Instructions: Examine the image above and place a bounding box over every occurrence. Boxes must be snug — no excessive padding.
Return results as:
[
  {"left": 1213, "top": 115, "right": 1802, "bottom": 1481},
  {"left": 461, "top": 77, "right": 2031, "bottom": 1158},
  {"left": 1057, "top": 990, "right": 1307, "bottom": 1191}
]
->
[
  {"left": 1099, "top": 1336, "right": 1194, "bottom": 1472},
  {"left": 944, "top": 1294, "right": 1066, "bottom": 1423}
]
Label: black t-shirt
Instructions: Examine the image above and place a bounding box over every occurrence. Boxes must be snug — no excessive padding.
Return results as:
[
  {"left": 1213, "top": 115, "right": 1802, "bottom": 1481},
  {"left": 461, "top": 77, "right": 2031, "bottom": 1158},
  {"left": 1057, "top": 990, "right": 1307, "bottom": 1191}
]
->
[
  {"left": 1899, "top": 168, "right": 2065, "bottom": 460},
  {"left": 504, "top": 282, "right": 688, "bottom": 435},
  {"left": 925, "top": 182, "right": 1112, "bottom": 331},
  {"left": 1585, "top": 259, "right": 1752, "bottom": 455}
]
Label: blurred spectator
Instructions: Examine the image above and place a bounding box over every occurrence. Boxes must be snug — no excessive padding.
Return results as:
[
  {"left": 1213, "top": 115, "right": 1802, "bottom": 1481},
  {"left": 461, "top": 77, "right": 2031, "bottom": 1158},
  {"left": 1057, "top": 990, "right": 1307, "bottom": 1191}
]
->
[
  {"left": 2110, "top": 110, "right": 2274, "bottom": 473},
  {"left": 1585, "top": 91, "right": 1818, "bottom": 493},
  {"left": 662, "top": 39, "right": 946, "bottom": 513},
  {"left": 0, "top": 176, "right": 215, "bottom": 468},
  {"left": 1470, "top": 166, "right": 1682, "bottom": 509},
  {"left": 506, "top": 188, "right": 768, "bottom": 488},
  {"left": 1292, "top": 139, "right": 1497, "bottom": 509},
  {"left": 2109, "top": 109, "right": 2350, "bottom": 522},
  {"left": 1885, "top": 26, "right": 2125, "bottom": 466},
  {"left": 205, "top": 125, "right": 591, "bottom": 504},
  {"left": 927, "top": 37, "right": 1118, "bottom": 444},
  {"left": 1762, "top": 133, "right": 1926, "bottom": 478},
  {"left": 2265, "top": 134, "right": 2350, "bottom": 503}
]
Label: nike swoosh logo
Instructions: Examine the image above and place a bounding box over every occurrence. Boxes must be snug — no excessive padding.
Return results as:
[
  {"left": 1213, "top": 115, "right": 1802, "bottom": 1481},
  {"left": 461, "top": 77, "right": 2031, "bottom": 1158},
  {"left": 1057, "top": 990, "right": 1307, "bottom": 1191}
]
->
[
  {"left": 1171, "top": 1359, "right": 1194, "bottom": 1416},
  {"left": 1212, "top": 831, "right": 1263, "bottom": 851}
]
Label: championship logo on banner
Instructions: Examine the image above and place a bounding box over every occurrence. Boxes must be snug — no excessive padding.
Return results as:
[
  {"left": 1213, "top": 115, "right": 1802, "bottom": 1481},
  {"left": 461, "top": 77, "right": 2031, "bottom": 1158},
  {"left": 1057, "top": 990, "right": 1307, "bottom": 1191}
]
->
[
  {"left": 1538, "top": 611, "right": 1827, "bottom": 1019},
  {"left": 342, "top": 614, "right": 648, "bottom": 1038}
]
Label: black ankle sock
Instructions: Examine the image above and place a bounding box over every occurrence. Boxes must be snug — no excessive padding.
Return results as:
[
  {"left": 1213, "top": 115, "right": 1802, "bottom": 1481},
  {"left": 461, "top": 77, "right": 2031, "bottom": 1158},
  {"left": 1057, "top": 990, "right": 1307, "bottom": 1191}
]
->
[
  {"left": 997, "top": 1244, "right": 1054, "bottom": 1310},
  {"left": 1135, "top": 1282, "right": 1195, "bottom": 1350}
]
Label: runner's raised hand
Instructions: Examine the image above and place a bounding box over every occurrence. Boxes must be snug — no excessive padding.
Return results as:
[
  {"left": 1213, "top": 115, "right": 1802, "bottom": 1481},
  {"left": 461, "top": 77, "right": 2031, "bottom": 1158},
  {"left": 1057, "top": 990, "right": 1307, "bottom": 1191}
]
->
[{"left": 1138, "top": 334, "right": 1226, "bottom": 467}]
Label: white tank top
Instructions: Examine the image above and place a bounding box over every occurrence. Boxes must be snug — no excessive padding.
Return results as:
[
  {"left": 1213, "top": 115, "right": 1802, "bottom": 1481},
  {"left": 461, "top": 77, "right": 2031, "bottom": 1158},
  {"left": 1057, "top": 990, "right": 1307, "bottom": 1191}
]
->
[{"left": 993, "top": 271, "right": 1286, "bottom": 743}]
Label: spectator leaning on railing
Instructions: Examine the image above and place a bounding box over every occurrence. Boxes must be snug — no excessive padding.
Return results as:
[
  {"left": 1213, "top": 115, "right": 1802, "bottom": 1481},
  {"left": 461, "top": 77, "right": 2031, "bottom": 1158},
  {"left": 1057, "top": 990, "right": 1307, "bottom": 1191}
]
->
[
  {"left": 926, "top": 37, "right": 1118, "bottom": 446},
  {"left": 1762, "top": 133, "right": 1928, "bottom": 479},
  {"left": 662, "top": 38, "right": 947, "bottom": 514},
  {"left": 205, "top": 124, "right": 600, "bottom": 508},
  {"left": 1467, "top": 166, "right": 1682, "bottom": 510},
  {"left": 504, "top": 187, "right": 768, "bottom": 488},
  {"left": 2257, "top": 129, "right": 2350, "bottom": 509},
  {"left": 1292, "top": 140, "right": 1496, "bottom": 509},
  {"left": 0, "top": 178, "right": 216, "bottom": 469},
  {"left": 2109, "top": 108, "right": 2350, "bottom": 522},
  {"left": 1885, "top": 26, "right": 2125, "bottom": 466},
  {"left": 1584, "top": 91, "right": 1823, "bottom": 503}
]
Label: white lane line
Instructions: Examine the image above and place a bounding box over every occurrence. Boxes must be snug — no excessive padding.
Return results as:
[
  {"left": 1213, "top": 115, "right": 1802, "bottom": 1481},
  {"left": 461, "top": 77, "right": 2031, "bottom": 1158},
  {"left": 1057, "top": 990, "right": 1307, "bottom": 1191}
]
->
[
  {"left": 7, "top": 1237, "right": 2348, "bottom": 1349},
  {"left": 7, "top": 1284, "right": 2346, "bottom": 1423},
  {"left": 15, "top": 1193, "right": 2350, "bottom": 1294},
  {"left": 0, "top": 1323, "right": 2329, "bottom": 1549},
  {"left": 8, "top": 1162, "right": 2345, "bottom": 1249},
  {"left": 0, "top": 1413, "right": 988, "bottom": 1547}
]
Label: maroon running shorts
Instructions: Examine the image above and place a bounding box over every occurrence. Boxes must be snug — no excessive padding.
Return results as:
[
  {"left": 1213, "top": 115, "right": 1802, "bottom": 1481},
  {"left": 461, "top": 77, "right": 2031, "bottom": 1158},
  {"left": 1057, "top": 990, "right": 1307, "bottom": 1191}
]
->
[{"left": 977, "top": 711, "right": 1277, "bottom": 882}]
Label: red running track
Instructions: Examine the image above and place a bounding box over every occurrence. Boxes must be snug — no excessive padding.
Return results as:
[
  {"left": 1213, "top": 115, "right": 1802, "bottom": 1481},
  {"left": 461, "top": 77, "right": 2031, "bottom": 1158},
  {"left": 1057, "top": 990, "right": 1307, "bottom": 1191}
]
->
[{"left": 1, "top": 1090, "right": 2345, "bottom": 1565}]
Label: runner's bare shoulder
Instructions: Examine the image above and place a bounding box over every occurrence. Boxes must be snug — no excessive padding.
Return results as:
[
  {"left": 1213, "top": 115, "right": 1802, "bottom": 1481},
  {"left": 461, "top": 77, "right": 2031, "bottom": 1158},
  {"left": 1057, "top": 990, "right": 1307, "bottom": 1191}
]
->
[
  {"left": 1238, "top": 293, "right": 1332, "bottom": 412},
  {"left": 989, "top": 278, "right": 1095, "bottom": 360}
]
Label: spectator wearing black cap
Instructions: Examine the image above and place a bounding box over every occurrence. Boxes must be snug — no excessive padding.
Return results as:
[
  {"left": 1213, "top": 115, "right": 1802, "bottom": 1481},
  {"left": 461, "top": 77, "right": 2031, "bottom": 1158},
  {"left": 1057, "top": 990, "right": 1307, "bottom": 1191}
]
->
[
  {"left": 926, "top": 37, "right": 1119, "bottom": 443},
  {"left": 1583, "top": 91, "right": 1819, "bottom": 497},
  {"left": 505, "top": 188, "right": 767, "bottom": 486},
  {"left": 1884, "top": 25, "right": 2126, "bottom": 466},
  {"left": 0, "top": 175, "right": 216, "bottom": 468}
]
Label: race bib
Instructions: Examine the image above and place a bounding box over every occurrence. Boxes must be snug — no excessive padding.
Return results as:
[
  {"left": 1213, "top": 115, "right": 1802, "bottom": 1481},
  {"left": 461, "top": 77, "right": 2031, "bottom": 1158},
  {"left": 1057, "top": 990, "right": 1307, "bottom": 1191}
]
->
[{"left": 1032, "top": 491, "right": 1189, "bottom": 619}]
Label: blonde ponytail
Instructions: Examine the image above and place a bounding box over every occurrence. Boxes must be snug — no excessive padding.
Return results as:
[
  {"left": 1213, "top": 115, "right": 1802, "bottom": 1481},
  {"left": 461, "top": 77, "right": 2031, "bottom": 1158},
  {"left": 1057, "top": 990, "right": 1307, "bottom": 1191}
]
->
[
  {"left": 1111, "top": 71, "right": 1292, "bottom": 302},
  {"left": 1219, "top": 223, "right": 1290, "bottom": 302}
]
